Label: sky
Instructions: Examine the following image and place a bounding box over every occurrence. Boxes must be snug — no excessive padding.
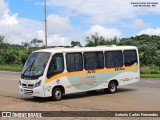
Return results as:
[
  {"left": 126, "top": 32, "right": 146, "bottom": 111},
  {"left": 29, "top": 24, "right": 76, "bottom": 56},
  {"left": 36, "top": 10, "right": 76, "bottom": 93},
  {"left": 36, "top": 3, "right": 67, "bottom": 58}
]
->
[{"left": 0, "top": 0, "right": 160, "bottom": 46}]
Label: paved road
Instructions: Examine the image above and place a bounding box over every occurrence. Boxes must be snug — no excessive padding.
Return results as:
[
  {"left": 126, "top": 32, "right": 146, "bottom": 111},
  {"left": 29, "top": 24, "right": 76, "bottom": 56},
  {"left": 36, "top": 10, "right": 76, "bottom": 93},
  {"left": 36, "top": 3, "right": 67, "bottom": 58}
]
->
[
  {"left": 0, "top": 71, "right": 160, "bottom": 111},
  {"left": 0, "top": 71, "right": 21, "bottom": 97}
]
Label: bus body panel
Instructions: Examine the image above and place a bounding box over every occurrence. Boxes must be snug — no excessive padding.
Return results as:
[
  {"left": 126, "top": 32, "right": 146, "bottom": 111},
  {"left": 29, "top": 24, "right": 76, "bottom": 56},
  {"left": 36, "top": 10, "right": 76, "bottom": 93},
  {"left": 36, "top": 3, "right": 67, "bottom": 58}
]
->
[
  {"left": 43, "top": 66, "right": 140, "bottom": 97},
  {"left": 19, "top": 46, "right": 140, "bottom": 98}
]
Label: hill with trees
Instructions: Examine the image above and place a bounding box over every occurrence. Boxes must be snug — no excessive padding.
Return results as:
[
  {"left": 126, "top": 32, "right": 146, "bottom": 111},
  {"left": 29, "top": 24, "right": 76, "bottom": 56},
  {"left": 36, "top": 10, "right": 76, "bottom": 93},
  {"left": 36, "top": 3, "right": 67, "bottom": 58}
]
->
[{"left": 0, "top": 34, "right": 159, "bottom": 74}]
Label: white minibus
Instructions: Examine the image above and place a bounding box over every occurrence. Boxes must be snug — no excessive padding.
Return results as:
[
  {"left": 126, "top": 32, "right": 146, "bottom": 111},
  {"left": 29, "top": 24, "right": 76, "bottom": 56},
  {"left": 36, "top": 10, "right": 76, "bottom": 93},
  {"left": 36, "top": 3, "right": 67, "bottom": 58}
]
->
[{"left": 19, "top": 46, "right": 140, "bottom": 100}]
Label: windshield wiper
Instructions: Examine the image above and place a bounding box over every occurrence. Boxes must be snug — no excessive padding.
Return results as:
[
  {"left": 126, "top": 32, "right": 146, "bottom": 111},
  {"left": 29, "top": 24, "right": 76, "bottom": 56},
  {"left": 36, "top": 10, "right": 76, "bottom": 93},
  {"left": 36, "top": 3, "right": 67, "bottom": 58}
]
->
[{"left": 22, "top": 59, "right": 36, "bottom": 76}]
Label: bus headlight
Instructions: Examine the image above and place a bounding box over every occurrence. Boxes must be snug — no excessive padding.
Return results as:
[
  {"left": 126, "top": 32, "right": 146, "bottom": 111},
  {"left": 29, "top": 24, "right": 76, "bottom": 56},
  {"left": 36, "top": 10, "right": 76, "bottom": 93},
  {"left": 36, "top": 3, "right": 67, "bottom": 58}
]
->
[{"left": 34, "top": 80, "right": 42, "bottom": 87}]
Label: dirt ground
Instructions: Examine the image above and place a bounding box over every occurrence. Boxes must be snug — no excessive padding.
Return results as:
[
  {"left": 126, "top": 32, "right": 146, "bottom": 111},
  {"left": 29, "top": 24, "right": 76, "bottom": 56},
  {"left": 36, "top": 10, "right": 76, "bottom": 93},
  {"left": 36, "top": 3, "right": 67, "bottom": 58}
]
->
[{"left": 0, "top": 96, "right": 159, "bottom": 120}]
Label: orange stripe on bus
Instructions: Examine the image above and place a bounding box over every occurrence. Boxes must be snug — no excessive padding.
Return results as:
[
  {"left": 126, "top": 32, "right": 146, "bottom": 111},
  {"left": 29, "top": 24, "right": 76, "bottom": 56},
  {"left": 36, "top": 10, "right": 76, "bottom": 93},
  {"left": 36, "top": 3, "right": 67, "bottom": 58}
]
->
[{"left": 45, "top": 66, "right": 139, "bottom": 83}]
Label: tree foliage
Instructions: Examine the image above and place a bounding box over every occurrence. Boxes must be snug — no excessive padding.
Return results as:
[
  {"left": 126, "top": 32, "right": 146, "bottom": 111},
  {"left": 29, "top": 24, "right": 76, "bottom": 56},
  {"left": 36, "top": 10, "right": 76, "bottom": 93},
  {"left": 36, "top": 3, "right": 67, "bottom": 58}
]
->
[
  {"left": 71, "top": 41, "right": 81, "bottom": 47},
  {"left": 0, "top": 34, "right": 159, "bottom": 68},
  {"left": 0, "top": 36, "right": 43, "bottom": 65},
  {"left": 31, "top": 38, "right": 43, "bottom": 47},
  {"left": 85, "top": 33, "right": 118, "bottom": 47},
  {"left": 85, "top": 34, "right": 160, "bottom": 67}
]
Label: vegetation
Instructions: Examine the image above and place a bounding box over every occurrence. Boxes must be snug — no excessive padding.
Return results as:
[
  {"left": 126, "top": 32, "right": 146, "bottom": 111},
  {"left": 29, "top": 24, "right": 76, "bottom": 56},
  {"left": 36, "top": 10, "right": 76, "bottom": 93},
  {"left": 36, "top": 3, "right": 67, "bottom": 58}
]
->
[
  {"left": 0, "top": 33, "right": 160, "bottom": 78},
  {"left": 0, "top": 64, "right": 22, "bottom": 71},
  {"left": 0, "top": 36, "right": 44, "bottom": 71},
  {"left": 86, "top": 34, "right": 117, "bottom": 46},
  {"left": 141, "top": 74, "right": 160, "bottom": 78},
  {"left": 71, "top": 41, "right": 81, "bottom": 47}
]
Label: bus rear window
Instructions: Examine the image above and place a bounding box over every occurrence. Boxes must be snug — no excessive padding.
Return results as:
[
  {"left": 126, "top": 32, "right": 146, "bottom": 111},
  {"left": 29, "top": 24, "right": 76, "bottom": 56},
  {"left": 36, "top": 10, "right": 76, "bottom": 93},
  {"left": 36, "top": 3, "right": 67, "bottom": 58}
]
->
[{"left": 124, "top": 50, "right": 138, "bottom": 66}]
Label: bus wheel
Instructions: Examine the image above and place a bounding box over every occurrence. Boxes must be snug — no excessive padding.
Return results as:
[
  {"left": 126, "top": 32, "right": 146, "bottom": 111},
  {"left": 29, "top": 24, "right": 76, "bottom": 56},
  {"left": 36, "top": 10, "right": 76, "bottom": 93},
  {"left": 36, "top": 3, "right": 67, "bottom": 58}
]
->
[
  {"left": 107, "top": 82, "right": 117, "bottom": 94},
  {"left": 52, "top": 87, "right": 63, "bottom": 101}
]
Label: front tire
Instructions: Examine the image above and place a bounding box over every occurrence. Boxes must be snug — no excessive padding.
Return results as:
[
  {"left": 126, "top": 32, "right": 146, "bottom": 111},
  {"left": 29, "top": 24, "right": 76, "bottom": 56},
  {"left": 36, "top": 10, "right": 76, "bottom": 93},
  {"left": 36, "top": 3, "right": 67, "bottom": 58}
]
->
[
  {"left": 107, "top": 82, "right": 117, "bottom": 94},
  {"left": 52, "top": 88, "right": 63, "bottom": 101}
]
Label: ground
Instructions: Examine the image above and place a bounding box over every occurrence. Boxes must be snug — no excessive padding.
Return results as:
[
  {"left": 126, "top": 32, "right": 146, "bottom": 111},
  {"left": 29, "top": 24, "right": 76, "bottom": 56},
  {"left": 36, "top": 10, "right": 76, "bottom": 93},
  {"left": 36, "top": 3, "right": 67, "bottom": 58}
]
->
[{"left": 0, "top": 71, "right": 160, "bottom": 120}]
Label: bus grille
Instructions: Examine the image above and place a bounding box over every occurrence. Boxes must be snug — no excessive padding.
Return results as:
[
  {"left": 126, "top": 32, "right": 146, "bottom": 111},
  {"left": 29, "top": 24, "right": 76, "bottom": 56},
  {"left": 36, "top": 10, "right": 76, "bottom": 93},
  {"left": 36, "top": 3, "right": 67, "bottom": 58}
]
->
[{"left": 22, "top": 83, "right": 34, "bottom": 88}]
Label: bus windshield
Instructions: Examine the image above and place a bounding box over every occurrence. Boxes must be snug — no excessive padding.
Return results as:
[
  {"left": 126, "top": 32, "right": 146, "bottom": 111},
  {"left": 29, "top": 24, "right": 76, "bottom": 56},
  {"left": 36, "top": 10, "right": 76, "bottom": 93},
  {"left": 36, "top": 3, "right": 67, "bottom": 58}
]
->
[{"left": 21, "top": 52, "right": 51, "bottom": 79}]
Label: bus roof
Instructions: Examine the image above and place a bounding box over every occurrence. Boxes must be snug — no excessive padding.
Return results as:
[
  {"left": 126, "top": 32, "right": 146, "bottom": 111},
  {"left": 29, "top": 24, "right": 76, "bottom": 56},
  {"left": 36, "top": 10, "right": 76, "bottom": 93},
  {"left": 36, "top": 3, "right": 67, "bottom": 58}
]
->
[{"left": 34, "top": 46, "right": 138, "bottom": 53}]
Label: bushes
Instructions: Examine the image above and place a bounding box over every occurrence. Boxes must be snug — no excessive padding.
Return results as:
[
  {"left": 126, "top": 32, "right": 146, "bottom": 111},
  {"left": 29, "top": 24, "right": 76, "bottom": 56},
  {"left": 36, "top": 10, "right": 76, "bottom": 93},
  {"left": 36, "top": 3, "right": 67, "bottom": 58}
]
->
[
  {"left": 0, "top": 50, "right": 29, "bottom": 65},
  {"left": 140, "top": 66, "right": 151, "bottom": 74},
  {"left": 140, "top": 65, "right": 160, "bottom": 74},
  {"left": 21, "top": 53, "right": 28, "bottom": 65},
  {"left": 150, "top": 70, "right": 159, "bottom": 74},
  {"left": 4, "top": 51, "right": 21, "bottom": 65},
  {"left": 0, "top": 50, "right": 21, "bottom": 65},
  {"left": 150, "top": 64, "right": 159, "bottom": 71}
]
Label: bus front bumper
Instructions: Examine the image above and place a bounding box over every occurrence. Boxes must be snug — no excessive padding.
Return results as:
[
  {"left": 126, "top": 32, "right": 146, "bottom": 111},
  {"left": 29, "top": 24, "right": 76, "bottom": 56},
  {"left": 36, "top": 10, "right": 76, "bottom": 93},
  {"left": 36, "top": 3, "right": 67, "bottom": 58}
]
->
[{"left": 19, "top": 85, "right": 45, "bottom": 97}]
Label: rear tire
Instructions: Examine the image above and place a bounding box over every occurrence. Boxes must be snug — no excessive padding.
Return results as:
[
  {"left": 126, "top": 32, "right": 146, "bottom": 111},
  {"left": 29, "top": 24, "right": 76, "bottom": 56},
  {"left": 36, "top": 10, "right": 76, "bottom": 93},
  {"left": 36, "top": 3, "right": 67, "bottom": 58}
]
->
[
  {"left": 52, "top": 87, "right": 63, "bottom": 101},
  {"left": 107, "top": 81, "right": 117, "bottom": 94}
]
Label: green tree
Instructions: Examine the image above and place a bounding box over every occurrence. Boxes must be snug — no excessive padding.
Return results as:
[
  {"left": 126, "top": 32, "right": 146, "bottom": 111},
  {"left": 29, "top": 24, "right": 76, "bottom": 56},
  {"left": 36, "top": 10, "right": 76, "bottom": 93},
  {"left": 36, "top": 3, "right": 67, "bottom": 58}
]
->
[
  {"left": 85, "top": 33, "right": 118, "bottom": 47},
  {"left": 0, "top": 36, "right": 8, "bottom": 49},
  {"left": 85, "top": 33, "right": 106, "bottom": 46},
  {"left": 156, "top": 50, "right": 160, "bottom": 69},
  {"left": 0, "top": 36, "right": 8, "bottom": 64},
  {"left": 3, "top": 51, "right": 21, "bottom": 65},
  {"left": 118, "top": 34, "right": 159, "bottom": 66},
  {"left": 31, "top": 38, "right": 43, "bottom": 47},
  {"left": 71, "top": 41, "right": 81, "bottom": 47}
]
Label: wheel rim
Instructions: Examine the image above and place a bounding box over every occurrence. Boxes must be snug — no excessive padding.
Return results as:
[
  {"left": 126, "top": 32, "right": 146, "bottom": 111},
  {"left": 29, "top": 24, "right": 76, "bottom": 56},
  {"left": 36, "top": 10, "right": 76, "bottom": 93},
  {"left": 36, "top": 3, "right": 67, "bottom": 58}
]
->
[
  {"left": 110, "top": 84, "right": 116, "bottom": 92},
  {"left": 55, "top": 90, "right": 61, "bottom": 100}
]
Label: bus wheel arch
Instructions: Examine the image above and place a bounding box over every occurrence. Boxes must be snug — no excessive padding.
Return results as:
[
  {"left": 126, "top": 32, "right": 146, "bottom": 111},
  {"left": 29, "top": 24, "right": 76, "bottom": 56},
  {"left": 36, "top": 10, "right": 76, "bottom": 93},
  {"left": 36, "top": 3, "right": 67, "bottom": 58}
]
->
[
  {"left": 51, "top": 85, "right": 65, "bottom": 101},
  {"left": 107, "top": 80, "right": 118, "bottom": 94}
]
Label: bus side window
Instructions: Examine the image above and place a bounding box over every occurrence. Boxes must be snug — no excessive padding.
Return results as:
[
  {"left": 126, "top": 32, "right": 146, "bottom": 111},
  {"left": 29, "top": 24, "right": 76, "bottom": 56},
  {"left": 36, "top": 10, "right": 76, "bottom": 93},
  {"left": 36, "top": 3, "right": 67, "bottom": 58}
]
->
[
  {"left": 47, "top": 53, "right": 64, "bottom": 78},
  {"left": 114, "top": 51, "right": 123, "bottom": 67},
  {"left": 96, "top": 52, "right": 104, "bottom": 69},
  {"left": 66, "top": 53, "right": 83, "bottom": 72},
  {"left": 124, "top": 50, "right": 138, "bottom": 66},
  {"left": 105, "top": 51, "right": 123, "bottom": 68},
  {"left": 84, "top": 52, "right": 104, "bottom": 70},
  {"left": 84, "top": 52, "right": 96, "bottom": 70},
  {"left": 105, "top": 52, "right": 114, "bottom": 68}
]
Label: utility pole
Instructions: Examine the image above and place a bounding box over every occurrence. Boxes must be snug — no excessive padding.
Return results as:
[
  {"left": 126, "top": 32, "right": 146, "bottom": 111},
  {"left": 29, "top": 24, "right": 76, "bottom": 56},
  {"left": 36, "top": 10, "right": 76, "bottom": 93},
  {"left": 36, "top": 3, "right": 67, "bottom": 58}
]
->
[{"left": 44, "top": 0, "right": 48, "bottom": 48}]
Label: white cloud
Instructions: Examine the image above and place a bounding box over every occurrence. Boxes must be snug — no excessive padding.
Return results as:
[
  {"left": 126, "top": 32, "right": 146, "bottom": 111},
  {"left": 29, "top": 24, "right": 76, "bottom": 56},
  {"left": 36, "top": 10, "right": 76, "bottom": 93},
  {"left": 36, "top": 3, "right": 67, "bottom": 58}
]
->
[
  {"left": 1, "top": 0, "right": 159, "bottom": 46},
  {"left": 0, "top": 0, "right": 73, "bottom": 46},
  {"left": 138, "top": 27, "right": 160, "bottom": 35},
  {"left": 47, "top": 0, "right": 160, "bottom": 24},
  {"left": 0, "top": 12, "right": 73, "bottom": 45},
  {"left": 86, "top": 25, "right": 122, "bottom": 39},
  {"left": 123, "top": 19, "right": 149, "bottom": 29},
  {"left": 47, "top": 14, "right": 73, "bottom": 34},
  {"left": 1, "top": 12, "right": 18, "bottom": 25},
  {"left": 0, "top": 0, "right": 9, "bottom": 16},
  {"left": 0, "top": 12, "right": 74, "bottom": 45},
  {"left": 48, "top": 35, "right": 70, "bottom": 46},
  {"left": 0, "top": 0, "right": 41, "bottom": 44},
  {"left": 0, "top": 12, "right": 43, "bottom": 44},
  {"left": 36, "top": 30, "right": 71, "bottom": 46}
]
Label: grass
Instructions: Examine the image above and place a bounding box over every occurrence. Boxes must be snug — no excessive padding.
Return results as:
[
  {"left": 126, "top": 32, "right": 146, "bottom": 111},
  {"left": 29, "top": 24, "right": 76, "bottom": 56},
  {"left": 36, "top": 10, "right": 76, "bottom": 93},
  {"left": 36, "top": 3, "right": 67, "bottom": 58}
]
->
[
  {"left": 141, "top": 74, "right": 160, "bottom": 78},
  {"left": 140, "top": 65, "right": 160, "bottom": 78},
  {"left": 0, "top": 64, "right": 22, "bottom": 72}
]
